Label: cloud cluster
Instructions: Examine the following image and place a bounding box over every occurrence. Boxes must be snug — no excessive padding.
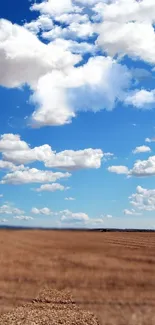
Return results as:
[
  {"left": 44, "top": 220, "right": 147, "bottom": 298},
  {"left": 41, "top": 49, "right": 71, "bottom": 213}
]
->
[
  {"left": 0, "top": 168, "right": 70, "bottom": 185},
  {"left": 123, "top": 209, "right": 142, "bottom": 216},
  {"left": 14, "top": 216, "right": 33, "bottom": 221},
  {"left": 0, "top": 0, "right": 155, "bottom": 129},
  {"left": 31, "top": 207, "right": 53, "bottom": 216},
  {"left": 130, "top": 186, "right": 155, "bottom": 211},
  {"left": 96, "top": 0, "right": 155, "bottom": 64},
  {"left": 31, "top": 206, "right": 89, "bottom": 223},
  {"left": 132, "top": 145, "right": 151, "bottom": 154},
  {"left": 108, "top": 166, "right": 129, "bottom": 175},
  {"left": 60, "top": 209, "right": 89, "bottom": 223},
  {"left": 0, "top": 6, "right": 134, "bottom": 128},
  {"left": 0, "top": 133, "right": 107, "bottom": 185},
  {"left": 35, "top": 183, "right": 69, "bottom": 192},
  {"left": 0, "top": 133, "right": 106, "bottom": 170},
  {"left": 108, "top": 155, "right": 155, "bottom": 178},
  {"left": 125, "top": 90, "right": 155, "bottom": 108},
  {"left": 145, "top": 137, "right": 155, "bottom": 143},
  {"left": 0, "top": 204, "right": 24, "bottom": 215},
  {"left": 30, "top": 206, "right": 113, "bottom": 227}
]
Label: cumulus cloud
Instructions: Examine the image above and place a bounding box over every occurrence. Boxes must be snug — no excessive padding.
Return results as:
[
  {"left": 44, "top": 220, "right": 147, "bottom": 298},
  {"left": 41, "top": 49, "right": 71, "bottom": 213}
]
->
[
  {"left": 13, "top": 216, "right": 33, "bottom": 220},
  {"left": 130, "top": 156, "right": 155, "bottom": 177},
  {"left": 60, "top": 209, "right": 89, "bottom": 223},
  {"left": 0, "top": 16, "right": 132, "bottom": 127},
  {"left": 51, "top": 38, "right": 96, "bottom": 55},
  {"left": 42, "top": 21, "right": 95, "bottom": 40},
  {"left": 24, "top": 15, "right": 53, "bottom": 34},
  {"left": 108, "top": 166, "right": 129, "bottom": 175},
  {"left": 130, "top": 186, "right": 155, "bottom": 211},
  {"left": 132, "top": 145, "right": 151, "bottom": 154},
  {"left": 123, "top": 209, "right": 142, "bottom": 216},
  {"left": 31, "top": 207, "right": 89, "bottom": 224},
  {"left": 31, "top": 56, "right": 131, "bottom": 126},
  {"left": 0, "top": 19, "right": 80, "bottom": 88},
  {"left": 145, "top": 137, "right": 155, "bottom": 143},
  {"left": 1, "top": 133, "right": 105, "bottom": 170},
  {"left": 35, "top": 183, "right": 69, "bottom": 192},
  {"left": 86, "top": 218, "right": 104, "bottom": 226},
  {"left": 0, "top": 160, "right": 26, "bottom": 172},
  {"left": 1, "top": 0, "right": 155, "bottom": 129},
  {"left": 105, "top": 214, "right": 113, "bottom": 218},
  {"left": 30, "top": 0, "right": 75, "bottom": 16},
  {"left": 108, "top": 155, "right": 155, "bottom": 178},
  {"left": 0, "top": 204, "right": 24, "bottom": 215},
  {"left": 0, "top": 19, "right": 83, "bottom": 127},
  {"left": 125, "top": 90, "right": 155, "bottom": 108},
  {"left": 96, "top": 0, "right": 155, "bottom": 64},
  {"left": 31, "top": 207, "right": 53, "bottom": 216},
  {"left": 0, "top": 168, "right": 70, "bottom": 185},
  {"left": 0, "top": 134, "right": 29, "bottom": 151}
]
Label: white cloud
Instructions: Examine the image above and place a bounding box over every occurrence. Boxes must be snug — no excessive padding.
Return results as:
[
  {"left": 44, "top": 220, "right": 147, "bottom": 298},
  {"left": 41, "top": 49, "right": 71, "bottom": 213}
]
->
[
  {"left": 60, "top": 209, "right": 89, "bottom": 223},
  {"left": 45, "top": 148, "right": 104, "bottom": 170},
  {"left": 0, "top": 19, "right": 83, "bottom": 127},
  {"left": 1, "top": 1, "right": 154, "bottom": 130},
  {"left": 35, "top": 183, "right": 69, "bottom": 192},
  {"left": 0, "top": 16, "right": 132, "bottom": 127},
  {"left": 95, "top": 0, "right": 155, "bottom": 24},
  {"left": 31, "top": 72, "right": 76, "bottom": 126},
  {"left": 132, "top": 145, "right": 151, "bottom": 154},
  {"left": 0, "top": 19, "right": 80, "bottom": 89},
  {"left": 100, "top": 214, "right": 113, "bottom": 219},
  {"left": 55, "top": 13, "right": 89, "bottom": 24},
  {"left": 125, "top": 90, "right": 155, "bottom": 108},
  {"left": 30, "top": 0, "right": 75, "bottom": 16},
  {"left": 52, "top": 38, "right": 96, "bottom": 55},
  {"left": 130, "top": 186, "right": 155, "bottom": 211},
  {"left": 65, "top": 197, "right": 75, "bottom": 201},
  {"left": 1, "top": 134, "right": 104, "bottom": 170},
  {"left": 86, "top": 218, "right": 105, "bottom": 226},
  {"left": 13, "top": 216, "right": 33, "bottom": 220},
  {"left": 0, "top": 194, "right": 3, "bottom": 198},
  {"left": 0, "top": 134, "right": 29, "bottom": 151},
  {"left": 105, "top": 214, "right": 113, "bottom": 218},
  {"left": 42, "top": 21, "right": 95, "bottom": 40},
  {"left": 24, "top": 15, "right": 53, "bottom": 34},
  {"left": 31, "top": 207, "right": 53, "bottom": 216},
  {"left": 130, "top": 156, "right": 155, "bottom": 177},
  {"left": 0, "top": 204, "right": 24, "bottom": 215},
  {"left": 145, "top": 137, "right": 155, "bottom": 143},
  {"left": 123, "top": 209, "right": 142, "bottom": 216},
  {"left": 0, "top": 168, "right": 71, "bottom": 184},
  {"left": 108, "top": 165, "right": 129, "bottom": 175},
  {"left": 31, "top": 206, "right": 89, "bottom": 225},
  {"left": 31, "top": 56, "right": 131, "bottom": 127},
  {"left": 96, "top": 0, "right": 155, "bottom": 64},
  {"left": 108, "top": 155, "right": 155, "bottom": 178},
  {"left": 0, "top": 160, "right": 24, "bottom": 171}
]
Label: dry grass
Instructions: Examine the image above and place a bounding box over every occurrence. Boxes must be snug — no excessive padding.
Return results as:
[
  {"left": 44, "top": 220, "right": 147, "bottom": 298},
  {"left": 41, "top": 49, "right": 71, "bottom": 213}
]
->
[{"left": 0, "top": 230, "right": 155, "bottom": 324}]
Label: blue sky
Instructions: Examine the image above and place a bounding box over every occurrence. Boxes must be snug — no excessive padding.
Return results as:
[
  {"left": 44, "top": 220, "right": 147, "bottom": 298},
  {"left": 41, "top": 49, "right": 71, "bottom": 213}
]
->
[{"left": 0, "top": 0, "right": 155, "bottom": 229}]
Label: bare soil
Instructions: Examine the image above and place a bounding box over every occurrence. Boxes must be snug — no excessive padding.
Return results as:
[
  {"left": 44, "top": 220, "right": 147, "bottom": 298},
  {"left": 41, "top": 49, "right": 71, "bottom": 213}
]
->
[{"left": 0, "top": 230, "right": 155, "bottom": 324}]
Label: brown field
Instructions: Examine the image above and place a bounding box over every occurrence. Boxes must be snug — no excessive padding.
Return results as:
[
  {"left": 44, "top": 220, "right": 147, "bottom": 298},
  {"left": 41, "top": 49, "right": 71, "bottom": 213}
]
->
[{"left": 0, "top": 230, "right": 155, "bottom": 324}]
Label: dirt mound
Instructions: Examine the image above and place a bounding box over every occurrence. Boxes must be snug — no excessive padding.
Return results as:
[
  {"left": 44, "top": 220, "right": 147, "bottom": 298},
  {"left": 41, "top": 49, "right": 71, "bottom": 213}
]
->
[{"left": 0, "top": 288, "right": 100, "bottom": 325}]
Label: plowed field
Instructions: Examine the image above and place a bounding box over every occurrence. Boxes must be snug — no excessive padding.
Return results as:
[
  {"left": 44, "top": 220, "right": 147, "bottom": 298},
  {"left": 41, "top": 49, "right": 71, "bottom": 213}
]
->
[{"left": 0, "top": 230, "right": 155, "bottom": 325}]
